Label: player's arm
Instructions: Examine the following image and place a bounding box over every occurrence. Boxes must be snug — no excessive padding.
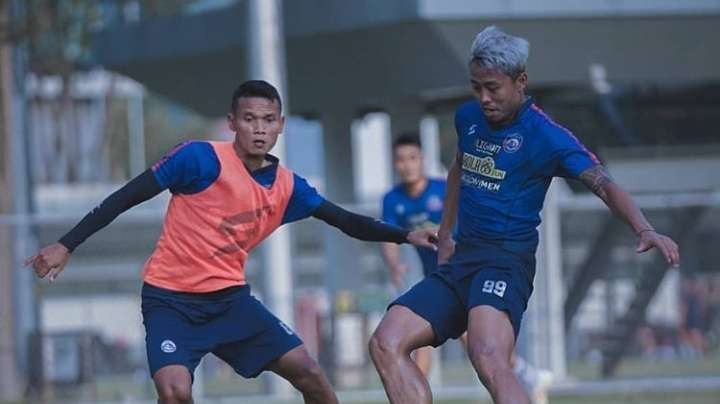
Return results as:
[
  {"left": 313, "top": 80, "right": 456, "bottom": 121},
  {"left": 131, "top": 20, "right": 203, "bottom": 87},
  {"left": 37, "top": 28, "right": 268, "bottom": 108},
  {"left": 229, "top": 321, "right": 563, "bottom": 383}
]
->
[
  {"left": 437, "top": 152, "right": 461, "bottom": 264},
  {"left": 25, "top": 141, "right": 214, "bottom": 282},
  {"left": 311, "top": 201, "right": 437, "bottom": 249},
  {"left": 578, "top": 164, "right": 679, "bottom": 267},
  {"left": 380, "top": 194, "right": 408, "bottom": 288},
  {"left": 25, "top": 170, "right": 164, "bottom": 281},
  {"left": 381, "top": 243, "right": 407, "bottom": 288}
]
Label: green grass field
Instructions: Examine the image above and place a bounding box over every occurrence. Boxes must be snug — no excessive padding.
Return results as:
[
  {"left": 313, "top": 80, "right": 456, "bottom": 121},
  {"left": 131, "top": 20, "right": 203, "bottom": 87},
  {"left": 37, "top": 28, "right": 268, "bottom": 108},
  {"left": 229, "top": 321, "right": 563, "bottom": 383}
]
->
[{"left": 4, "top": 352, "right": 718, "bottom": 403}]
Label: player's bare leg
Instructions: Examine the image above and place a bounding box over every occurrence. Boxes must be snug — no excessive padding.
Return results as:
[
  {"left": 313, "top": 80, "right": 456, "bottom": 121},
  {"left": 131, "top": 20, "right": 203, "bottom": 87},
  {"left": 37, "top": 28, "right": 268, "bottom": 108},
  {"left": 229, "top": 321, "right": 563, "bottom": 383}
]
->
[
  {"left": 153, "top": 365, "right": 193, "bottom": 404},
  {"left": 266, "top": 345, "right": 338, "bottom": 404},
  {"left": 369, "top": 305, "right": 435, "bottom": 404},
  {"left": 414, "top": 345, "right": 433, "bottom": 376},
  {"left": 467, "top": 306, "right": 529, "bottom": 404},
  {"left": 461, "top": 329, "right": 551, "bottom": 403}
]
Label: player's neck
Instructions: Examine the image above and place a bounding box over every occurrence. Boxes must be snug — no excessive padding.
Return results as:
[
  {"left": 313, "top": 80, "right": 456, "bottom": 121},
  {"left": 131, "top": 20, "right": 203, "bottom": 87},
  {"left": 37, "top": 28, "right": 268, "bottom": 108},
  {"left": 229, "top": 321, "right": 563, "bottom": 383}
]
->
[
  {"left": 232, "top": 142, "right": 270, "bottom": 171},
  {"left": 242, "top": 156, "right": 269, "bottom": 172},
  {"left": 403, "top": 177, "right": 428, "bottom": 198}
]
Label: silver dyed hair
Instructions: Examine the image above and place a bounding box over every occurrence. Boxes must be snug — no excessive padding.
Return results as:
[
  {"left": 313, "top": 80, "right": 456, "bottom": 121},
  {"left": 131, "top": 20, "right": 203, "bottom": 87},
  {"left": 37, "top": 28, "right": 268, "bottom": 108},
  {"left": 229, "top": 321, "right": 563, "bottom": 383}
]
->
[{"left": 470, "top": 26, "right": 529, "bottom": 78}]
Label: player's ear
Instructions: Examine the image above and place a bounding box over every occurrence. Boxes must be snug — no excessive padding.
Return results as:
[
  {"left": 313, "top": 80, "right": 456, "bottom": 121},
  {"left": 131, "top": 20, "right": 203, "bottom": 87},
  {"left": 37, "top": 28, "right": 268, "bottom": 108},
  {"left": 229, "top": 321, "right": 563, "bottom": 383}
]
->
[
  {"left": 278, "top": 115, "right": 285, "bottom": 134},
  {"left": 226, "top": 113, "right": 236, "bottom": 132},
  {"left": 515, "top": 72, "right": 528, "bottom": 92}
]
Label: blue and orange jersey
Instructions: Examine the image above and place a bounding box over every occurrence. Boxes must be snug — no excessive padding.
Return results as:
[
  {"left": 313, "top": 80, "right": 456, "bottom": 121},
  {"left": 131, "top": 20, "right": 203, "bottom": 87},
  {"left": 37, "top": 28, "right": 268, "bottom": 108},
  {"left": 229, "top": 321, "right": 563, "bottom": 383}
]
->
[
  {"left": 454, "top": 98, "right": 599, "bottom": 255},
  {"left": 382, "top": 179, "right": 446, "bottom": 276},
  {"left": 143, "top": 141, "right": 324, "bottom": 292}
]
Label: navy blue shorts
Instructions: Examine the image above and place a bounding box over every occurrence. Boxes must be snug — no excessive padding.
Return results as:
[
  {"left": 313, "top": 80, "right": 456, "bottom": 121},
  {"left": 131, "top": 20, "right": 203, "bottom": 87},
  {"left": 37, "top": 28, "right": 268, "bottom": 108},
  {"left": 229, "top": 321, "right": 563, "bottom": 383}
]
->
[
  {"left": 141, "top": 283, "right": 302, "bottom": 379},
  {"left": 391, "top": 241, "right": 535, "bottom": 346}
]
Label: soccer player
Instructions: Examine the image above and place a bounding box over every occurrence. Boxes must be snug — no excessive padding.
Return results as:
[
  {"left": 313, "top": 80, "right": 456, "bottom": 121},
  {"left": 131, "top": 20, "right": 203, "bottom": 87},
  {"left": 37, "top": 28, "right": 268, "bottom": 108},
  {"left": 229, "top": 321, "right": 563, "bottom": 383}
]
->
[
  {"left": 369, "top": 27, "right": 680, "bottom": 404},
  {"left": 381, "top": 133, "right": 446, "bottom": 375},
  {"left": 26, "top": 80, "right": 438, "bottom": 404},
  {"left": 380, "top": 134, "right": 552, "bottom": 402}
]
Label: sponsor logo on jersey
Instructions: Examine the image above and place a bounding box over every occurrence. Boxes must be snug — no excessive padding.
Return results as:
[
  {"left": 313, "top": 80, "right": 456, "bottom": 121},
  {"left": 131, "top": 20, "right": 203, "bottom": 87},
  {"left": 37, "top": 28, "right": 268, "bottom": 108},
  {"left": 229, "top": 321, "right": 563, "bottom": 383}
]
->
[
  {"left": 408, "top": 212, "right": 431, "bottom": 228},
  {"left": 467, "top": 124, "right": 478, "bottom": 136},
  {"left": 461, "top": 173, "right": 501, "bottom": 192},
  {"left": 462, "top": 153, "right": 506, "bottom": 180},
  {"left": 395, "top": 204, "right": 405, "bottom": 216},
  {"left": 503, "top": 133, "right": 523, "bottom": 153},
  {"left": 475, "top": 140, "right": 502, "bottom": 155}
]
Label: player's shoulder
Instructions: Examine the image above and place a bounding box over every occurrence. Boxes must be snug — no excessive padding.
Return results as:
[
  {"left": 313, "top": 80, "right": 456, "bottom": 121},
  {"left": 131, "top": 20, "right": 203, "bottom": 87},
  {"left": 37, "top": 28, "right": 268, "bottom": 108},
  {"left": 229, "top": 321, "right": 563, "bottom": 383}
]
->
[
  {"left": 524, "top": 103, "right": 576, "bottom": 141},
  {"left": 153, "top": 140, "right": 216, "bottom": 170},
  {"left": 428, "top": 178, "right": 447, "bottom": 191},
  {"left": 455, "top": 99, "right": 481, "bottom": 121},
  {"left": 383, "top": 184, "right": 405, "bottom": 203},
  {"left": 172, "top": 140, "right": 216, "bottom": 158},
  {"left": 289, "top": 170, "right": 314, "bottom": 188}
]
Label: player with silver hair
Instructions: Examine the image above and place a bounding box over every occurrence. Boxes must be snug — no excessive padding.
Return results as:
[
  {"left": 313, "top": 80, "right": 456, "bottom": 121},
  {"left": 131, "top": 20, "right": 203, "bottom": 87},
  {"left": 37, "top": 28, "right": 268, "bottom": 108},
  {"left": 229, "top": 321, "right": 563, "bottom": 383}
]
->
[
  {"left": 471, "top": 25, "right": 529, "bottom": 79},
  {"left": 370, "top": 26, "right": 679, "bottom": 404}
]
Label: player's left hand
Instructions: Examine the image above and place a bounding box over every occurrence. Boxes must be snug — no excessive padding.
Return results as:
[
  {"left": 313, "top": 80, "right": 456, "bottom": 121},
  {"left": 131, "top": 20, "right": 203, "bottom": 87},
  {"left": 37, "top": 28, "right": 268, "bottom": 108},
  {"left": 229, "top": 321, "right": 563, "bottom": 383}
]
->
[
  {"left": 636, "top": 230, "right": 680, "bottom": 268},
  {"left": 407, "top": 229, "right": 438, "bottom": 251}
]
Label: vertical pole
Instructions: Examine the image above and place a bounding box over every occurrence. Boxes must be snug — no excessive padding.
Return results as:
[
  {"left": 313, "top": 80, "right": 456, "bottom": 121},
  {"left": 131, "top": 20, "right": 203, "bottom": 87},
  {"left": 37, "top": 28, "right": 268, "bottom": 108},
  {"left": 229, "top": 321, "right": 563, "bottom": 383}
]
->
[
  {"left": 419, "top": 115, "right": 443, "bottom": 177},
  {"left": 526, "top": 179, "right": 567, "bottom": 378},
  {"left": 127, "top": 92, "right": 145, "bottom": 176},
  {"left": 1, "top": 0, "right": 38, "bottom": 398},
  {"left": 0, "top": 1, "right": 23, "bottom": 399},
  {"left": 246, "top": 0, "right": 294, "bottom": 397}
]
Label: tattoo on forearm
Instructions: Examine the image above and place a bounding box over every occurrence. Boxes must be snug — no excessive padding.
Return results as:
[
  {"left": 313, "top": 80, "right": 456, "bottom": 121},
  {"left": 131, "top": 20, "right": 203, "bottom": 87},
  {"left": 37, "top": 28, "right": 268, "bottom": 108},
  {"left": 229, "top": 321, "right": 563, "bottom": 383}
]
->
[{"left": 579, "top": 165, "right": 613, "bottom": 200}]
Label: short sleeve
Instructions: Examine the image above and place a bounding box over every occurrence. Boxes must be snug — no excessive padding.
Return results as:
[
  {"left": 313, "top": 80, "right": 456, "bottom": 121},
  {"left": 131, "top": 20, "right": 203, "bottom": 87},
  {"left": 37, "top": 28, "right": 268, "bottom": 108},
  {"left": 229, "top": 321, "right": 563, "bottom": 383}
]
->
[
  {"left": 281, "top": 174, "right": 326, "bottom": 224},
  {"left": 546, "top": 126, "right": 600, "bottom": 178},
  {"left": 381, "top": 192, "right": 400, "bottom": 226},
  {"left": 151, "top": 141, "right": 220, "bottom": 194}
]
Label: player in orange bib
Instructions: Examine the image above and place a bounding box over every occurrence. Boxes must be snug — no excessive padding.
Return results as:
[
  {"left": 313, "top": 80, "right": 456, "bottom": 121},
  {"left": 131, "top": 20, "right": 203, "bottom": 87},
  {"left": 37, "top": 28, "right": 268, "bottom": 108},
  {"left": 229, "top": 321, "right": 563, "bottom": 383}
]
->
[{"left": 26, "top": 80, "right": 438, "bottom": 404}]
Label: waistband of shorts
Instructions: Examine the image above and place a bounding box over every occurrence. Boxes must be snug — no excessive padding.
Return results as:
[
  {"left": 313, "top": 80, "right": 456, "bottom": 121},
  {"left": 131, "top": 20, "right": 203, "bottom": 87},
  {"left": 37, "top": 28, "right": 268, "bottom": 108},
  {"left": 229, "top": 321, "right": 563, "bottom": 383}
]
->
[{"left": 142, "top": 282, "right": 250, "bottom": 300}]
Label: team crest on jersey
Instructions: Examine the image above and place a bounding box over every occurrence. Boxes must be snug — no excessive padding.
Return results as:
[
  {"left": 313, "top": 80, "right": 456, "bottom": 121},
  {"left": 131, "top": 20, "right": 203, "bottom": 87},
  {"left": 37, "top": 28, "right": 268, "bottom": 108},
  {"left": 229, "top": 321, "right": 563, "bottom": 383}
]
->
[
  {"left": 426, "top": 195, "right": 443, "bottom": 211},
  {"left": 502, "top": 133, "right": 523, "bottom": 153},
  {"left": 395, "top": 204, "right": 405, "bottom": 215}
]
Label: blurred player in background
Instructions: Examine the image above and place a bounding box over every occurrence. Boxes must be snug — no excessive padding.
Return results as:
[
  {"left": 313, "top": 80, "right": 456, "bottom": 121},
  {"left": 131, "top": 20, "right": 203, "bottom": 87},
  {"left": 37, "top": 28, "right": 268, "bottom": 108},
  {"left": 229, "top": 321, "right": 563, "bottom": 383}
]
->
[
  {"left": 370, "top": 26, "right": 680, "bottom": 404},
  {"left": 381, "top": 133, "right": 446, "bottom": 375},
  {"left": 26, "top": 80, "right": 438, "bottom": 404}
]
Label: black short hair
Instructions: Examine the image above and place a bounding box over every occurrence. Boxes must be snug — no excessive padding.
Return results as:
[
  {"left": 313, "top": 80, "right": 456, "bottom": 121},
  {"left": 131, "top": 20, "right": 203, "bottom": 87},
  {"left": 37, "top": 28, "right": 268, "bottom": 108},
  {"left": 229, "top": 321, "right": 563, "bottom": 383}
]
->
[
  {"left": 392, "top": 133, "right": 422, "bottom": 150},
  {"left": 230, "top": 80, "right": 282, "bottom": 114}
]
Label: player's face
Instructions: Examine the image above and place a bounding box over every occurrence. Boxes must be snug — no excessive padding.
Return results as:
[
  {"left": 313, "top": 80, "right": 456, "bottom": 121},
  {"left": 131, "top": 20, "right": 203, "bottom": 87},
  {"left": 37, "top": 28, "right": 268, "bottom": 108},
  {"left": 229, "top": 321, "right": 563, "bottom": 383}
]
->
[
  {"left": 469, "top": 62, "right": 527, "bottom": 126},
  {"left": 394, "top": 144, "right": 424, "bottom": 184},
  {"left": 227, "top": 97, "right": 284, "bottom": 158}
]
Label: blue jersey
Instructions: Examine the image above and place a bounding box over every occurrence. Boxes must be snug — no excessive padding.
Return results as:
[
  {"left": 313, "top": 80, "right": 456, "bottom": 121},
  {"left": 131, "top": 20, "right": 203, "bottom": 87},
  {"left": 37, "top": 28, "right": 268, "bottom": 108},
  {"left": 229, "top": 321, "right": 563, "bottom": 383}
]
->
[
  {"left": 152, "top": 141, "right": 325, "bottom": 224},
  {"left": 455, "top": 98, "right": 599, "bottom": 254},
  {"left": 382, "top": 179, "right": 446, "bottom": 276}
]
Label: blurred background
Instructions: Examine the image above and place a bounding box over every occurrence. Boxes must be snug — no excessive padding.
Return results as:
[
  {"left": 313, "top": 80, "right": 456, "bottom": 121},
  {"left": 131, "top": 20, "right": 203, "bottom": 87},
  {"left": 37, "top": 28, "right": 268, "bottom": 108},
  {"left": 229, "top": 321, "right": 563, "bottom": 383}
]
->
[{"left": 1, "top": 0, "right": 719, "bottom": 403}]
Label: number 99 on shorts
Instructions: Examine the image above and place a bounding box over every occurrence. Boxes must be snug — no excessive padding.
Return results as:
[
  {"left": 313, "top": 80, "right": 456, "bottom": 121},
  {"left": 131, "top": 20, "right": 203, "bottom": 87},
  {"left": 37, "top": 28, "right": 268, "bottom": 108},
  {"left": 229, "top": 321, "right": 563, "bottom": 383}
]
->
[{"left": 481, "top": 280, "right": 507, "bottom": 298}]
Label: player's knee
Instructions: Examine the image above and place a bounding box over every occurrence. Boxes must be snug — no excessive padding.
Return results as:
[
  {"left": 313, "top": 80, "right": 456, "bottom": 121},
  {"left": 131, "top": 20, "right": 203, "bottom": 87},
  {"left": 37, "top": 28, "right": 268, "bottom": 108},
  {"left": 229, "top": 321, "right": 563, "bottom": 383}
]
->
[
  {"left": 369, "top": 328, "right": 401, "bottom": 362},
  {"left": 154, "top": 365, "right": 192, "bottom": 403},
  {"left": 292, "top": 357, "right": 327, "bottom": 392},
  {"left": 468, "top": 340, "right": 510, "bottom": 379},
  {"left": 156, "top": 379, "right": 192, "bottom": 403}
]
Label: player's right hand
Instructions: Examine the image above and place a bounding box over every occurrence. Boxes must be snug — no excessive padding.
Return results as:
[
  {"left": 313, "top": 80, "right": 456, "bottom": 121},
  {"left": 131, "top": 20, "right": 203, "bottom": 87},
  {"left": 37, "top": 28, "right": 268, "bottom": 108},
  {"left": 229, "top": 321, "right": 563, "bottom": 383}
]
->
[
  {"left": 437, "top": 236, "right": 455, "bottom": 265},
  {"left": 407, "top": 228, "right": 438, "bottom": 250},
  {"left": 25, "top": 243, "right": 70, "bottom": 282}
]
